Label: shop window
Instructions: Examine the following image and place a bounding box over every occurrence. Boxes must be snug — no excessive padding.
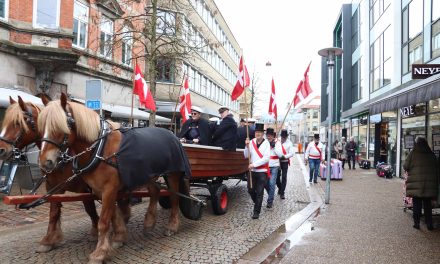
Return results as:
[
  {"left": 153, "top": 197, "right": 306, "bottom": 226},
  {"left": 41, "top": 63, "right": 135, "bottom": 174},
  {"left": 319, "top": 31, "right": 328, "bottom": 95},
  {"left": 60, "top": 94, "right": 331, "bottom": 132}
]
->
[
  {"left": 429, "top": 98, "right": 440, "bottom": 113},
  {"left": 428, "top": 113, "right": 440, "bottom": 157},
  {"left": 33, "top": 0, "right": 60, "bottom": 29}
]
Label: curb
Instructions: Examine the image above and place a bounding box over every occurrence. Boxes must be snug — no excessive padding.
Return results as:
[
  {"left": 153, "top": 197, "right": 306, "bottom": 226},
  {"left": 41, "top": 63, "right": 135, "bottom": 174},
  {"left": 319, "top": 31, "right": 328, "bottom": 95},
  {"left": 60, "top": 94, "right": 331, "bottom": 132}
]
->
[{"left": 237, "top": 154, "right": 324, "bottom": 264}]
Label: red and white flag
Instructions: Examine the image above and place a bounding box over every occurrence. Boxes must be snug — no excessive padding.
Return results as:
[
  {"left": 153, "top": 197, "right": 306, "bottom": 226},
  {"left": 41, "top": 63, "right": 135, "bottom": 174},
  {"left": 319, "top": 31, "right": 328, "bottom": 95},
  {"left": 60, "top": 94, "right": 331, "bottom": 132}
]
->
[
  {"left": 293, "top": 62, "right": 313, "bottom": 107},
  {"left": 268, "top": 78, "right": 277, "bottom": 121},
  {"left": 231, "top": 56, "right": 250, "bottom": 101},
  {"left": 134, "top": 64, "right": 156, "bottom": 111},
  {"left": 179, "top": 76, "right": 192, "bottom": 123}
]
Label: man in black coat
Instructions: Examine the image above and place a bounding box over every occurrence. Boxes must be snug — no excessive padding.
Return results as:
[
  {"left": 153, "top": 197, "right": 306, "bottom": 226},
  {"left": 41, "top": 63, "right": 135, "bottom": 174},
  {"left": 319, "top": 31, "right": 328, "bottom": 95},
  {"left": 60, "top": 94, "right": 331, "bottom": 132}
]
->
[
  {"left": 212, "top": 106, "right": 237, "bottom": 151},
  {"left": 345, "top": 137, "right": 357, "bottom": 169},
  {"left": 179, "top": 106, "right": 212, "bottom": 145},
  {"left": 236, "top": 118, "right": 255, "bottom": 149}
]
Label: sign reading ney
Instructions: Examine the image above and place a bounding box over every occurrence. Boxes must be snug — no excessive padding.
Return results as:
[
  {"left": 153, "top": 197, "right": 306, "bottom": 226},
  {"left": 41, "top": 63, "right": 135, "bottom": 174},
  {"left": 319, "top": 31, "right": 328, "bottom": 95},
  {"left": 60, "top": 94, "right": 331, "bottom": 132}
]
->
[
  {"left": 412, "top": 64, "right": 440, "bottom": 79},
  {"left": 86, "top": 79, "right": 102, "bottom": 111},
  {"left": 400, "top": 105, "right": 415, "bottom": 118}
]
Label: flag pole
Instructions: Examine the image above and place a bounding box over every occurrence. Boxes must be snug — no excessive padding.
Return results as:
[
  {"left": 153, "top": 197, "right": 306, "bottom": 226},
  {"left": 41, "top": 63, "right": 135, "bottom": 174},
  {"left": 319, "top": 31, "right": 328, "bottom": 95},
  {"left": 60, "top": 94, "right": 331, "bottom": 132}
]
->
[
  {"left": 171, "top": 72, "right": 186, "bottom": 133},
  {"left": 242, "top": 55, "right": 253, "bottom": 190},
  {"left": 130, "top": 59, "right": 137, "bottom": 127}
]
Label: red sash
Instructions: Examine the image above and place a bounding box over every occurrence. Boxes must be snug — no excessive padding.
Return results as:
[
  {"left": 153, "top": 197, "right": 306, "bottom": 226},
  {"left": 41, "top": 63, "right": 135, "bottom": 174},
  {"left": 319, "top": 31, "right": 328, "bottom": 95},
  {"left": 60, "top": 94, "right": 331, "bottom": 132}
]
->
[
  {"left": 281, "top": 144, "right": 290, "bottom": 166},
  {"left": 312, "top": 143, "right": 322, "bottom": 161},
  {"left": 251, "top": 139, "right": 270, "bottom": 178}
]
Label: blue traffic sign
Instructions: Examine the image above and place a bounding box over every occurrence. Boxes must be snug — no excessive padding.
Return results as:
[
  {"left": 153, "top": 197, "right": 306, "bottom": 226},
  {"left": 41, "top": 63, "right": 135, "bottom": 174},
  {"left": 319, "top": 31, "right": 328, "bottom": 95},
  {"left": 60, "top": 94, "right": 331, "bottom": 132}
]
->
[{"left": 86, "top": 100, "right": 101, "bottom": 110}]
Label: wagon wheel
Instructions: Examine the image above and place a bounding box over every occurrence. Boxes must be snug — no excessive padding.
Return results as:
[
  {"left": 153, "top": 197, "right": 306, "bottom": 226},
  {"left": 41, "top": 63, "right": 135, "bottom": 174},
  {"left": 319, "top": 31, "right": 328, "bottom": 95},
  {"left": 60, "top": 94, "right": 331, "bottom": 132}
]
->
[
  {"left": 211, "top": 184, "right": 228, "bottom": 215},
  {"left": 159, "top": 196, "right": 171, "bottom": 209}
]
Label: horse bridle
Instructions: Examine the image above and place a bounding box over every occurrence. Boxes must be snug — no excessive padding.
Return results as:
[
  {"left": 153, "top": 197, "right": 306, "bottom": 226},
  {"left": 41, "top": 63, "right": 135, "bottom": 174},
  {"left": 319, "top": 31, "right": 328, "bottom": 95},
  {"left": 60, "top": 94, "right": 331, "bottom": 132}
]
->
[
  {"left": 0, "top": 104, "right": 40, "bottom": 159},
  {"left": 40, "top": 112, "right": 76, "bottom": 163}
]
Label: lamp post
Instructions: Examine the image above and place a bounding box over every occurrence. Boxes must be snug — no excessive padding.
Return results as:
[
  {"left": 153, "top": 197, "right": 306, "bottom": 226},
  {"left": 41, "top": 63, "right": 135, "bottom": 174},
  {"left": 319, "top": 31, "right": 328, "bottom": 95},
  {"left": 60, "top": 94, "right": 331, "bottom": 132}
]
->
[{"left": 318, "top": 47, "right": 343, "bottom": 204}]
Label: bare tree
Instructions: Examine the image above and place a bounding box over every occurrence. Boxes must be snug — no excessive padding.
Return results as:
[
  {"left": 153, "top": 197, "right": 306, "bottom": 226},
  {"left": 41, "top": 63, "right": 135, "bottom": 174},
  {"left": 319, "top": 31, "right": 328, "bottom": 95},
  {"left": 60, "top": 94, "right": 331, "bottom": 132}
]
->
[
  {"left": 107, "top": 0, "right": 212, "bottom": 126},
  {"left": 249, "top": 68, "right": 263, "bottom": 118}
]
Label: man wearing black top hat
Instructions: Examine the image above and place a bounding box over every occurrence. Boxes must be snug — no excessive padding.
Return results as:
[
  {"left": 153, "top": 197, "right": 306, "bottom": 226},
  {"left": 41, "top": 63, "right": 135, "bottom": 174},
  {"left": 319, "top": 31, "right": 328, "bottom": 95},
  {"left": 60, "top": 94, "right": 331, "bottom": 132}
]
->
[
  {"left": 179, "top": 106, "right": 212, "bottom": 145},
  {"left": 244, "top": 123, "right": 270, "bottom": 219},
  {"left": 277, "top": 129, "right": 294, "bottom": 199},
  {"left": 212, "top": 106, "right": 237, "bottom": 151},
  {"left": 305, "top": 134, "right": 325, "bottom": 183}
]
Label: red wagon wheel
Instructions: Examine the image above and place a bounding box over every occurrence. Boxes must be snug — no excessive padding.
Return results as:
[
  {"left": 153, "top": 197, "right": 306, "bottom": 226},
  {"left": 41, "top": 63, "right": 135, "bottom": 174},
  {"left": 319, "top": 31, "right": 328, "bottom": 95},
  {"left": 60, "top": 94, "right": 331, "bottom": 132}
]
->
[{"left": 211, "top": 184, "right": 228, "bottom": 215}]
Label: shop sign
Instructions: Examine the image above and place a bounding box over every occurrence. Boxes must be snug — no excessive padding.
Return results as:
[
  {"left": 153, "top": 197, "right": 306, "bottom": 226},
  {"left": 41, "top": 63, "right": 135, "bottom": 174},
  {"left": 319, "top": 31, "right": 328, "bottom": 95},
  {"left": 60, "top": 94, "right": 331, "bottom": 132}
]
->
[
  {"left": 369, "top": 114, "right": 382, "bottom": 124},
  {"left": 400, "top": 105, "right": 415, "bottom": 118},
  {"left": 412, "top": 64, "right": 440, "bottom": 79}
]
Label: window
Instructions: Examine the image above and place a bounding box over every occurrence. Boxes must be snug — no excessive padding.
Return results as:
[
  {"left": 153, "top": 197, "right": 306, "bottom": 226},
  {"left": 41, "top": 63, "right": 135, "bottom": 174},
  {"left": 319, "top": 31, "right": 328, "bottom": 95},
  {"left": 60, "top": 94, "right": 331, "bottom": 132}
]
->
[
  {"left": 370, "top": 27, "right": 391, "bottom": 92},
  {"left": 33, "top": 0, "right": 60, "bottom": 29},
  {"left": 121, "top": 27, "right": 132, "bottom": 66},
  {"left": 313, "top": 110, "right": 318, "bottom": 118},
  {"left": 0, "top": 0, "right": 8, "bottom": 20},
  {"left": 351, "top": 8, "right": 360, "bottom": 51},
  {"left": 73, "top": 1, "right": 88, "bottom": 49},
  {"left": 99, "top": 16, "right": 113, "bottom": 59},
  {"left": 156, "top": 58, "right": 174, "bottom": 83},
  {"left": 369, "top": 0, "right": 390, "bottom": 27},
  {"left": 352, "top": 61, "right": 360, "bottom": 102},
  {"left": 432, "top": 0, "right": 440, "bottom": 58},
  {"left": 156, "top": 10, "right": 176, "bottom": 35},
  {"left": 402, "top": 0, "right": 423, "bottom": 73},
  {"left": 312, "top": 122, "right": 318, "bottom": 131}
]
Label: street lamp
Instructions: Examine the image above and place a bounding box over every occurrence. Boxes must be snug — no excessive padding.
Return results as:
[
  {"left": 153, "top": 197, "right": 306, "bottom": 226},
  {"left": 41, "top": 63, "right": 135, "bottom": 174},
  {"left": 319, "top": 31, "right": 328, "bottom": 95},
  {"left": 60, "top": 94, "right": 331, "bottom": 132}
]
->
[{"left": 318, "top": 47, "right": 343, "bottom": 205}]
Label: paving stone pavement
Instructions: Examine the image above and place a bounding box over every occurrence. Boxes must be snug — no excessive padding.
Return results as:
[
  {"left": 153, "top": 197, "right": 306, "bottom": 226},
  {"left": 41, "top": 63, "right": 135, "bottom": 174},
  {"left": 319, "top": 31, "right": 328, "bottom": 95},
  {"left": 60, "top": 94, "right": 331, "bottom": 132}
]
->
[
  {"left": 280, "top": 167, "right": 440, "bottom": 264},
  {"left": 0, "top": 156, "right": 309, "bottom": 263}
]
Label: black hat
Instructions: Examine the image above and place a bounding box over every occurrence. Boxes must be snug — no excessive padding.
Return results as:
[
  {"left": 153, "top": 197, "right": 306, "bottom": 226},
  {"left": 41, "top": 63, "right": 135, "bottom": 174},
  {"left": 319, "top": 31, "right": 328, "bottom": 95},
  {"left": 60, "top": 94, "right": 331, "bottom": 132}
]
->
[
  {"left": 314, "top": 134, "right": 320, "bottom": 139},
  {"left": 255, "top": 123, "right": 265, "bottom": 132},
  {"left": 266, "top": 128, "right": 275, "bottom": 135},
  {"left": 240, "top": 118, "right": 245, "bottom": 122},
  {"left": 281, "top": 129, "right": 288, "bottom": 138}
]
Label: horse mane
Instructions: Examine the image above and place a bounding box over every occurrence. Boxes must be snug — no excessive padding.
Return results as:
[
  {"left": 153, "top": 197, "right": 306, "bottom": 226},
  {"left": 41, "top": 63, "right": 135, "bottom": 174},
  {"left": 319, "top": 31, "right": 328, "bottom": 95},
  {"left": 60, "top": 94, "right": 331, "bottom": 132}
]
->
[
  {"left": 2, "top": 103, "right": 29, "bottom": 132},
  {"left": 38, "top": 101, "right": 100, "bottom": 143}
]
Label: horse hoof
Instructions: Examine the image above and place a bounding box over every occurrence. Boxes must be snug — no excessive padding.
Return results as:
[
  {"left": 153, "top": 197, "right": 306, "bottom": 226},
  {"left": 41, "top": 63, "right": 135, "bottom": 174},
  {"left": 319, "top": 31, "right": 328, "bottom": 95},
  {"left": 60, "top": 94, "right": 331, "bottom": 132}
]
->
[
  {"left": 164, "top": 229, "right": 176, "bottom": 237},
  {"left": 143, "top": 227, "right": 154, "bottom": 236},
  {"left": 36, "top": 244, "right": 54, "bottom": 253},
  {"left": 87, "top": 260, "right": 103, "bottom": 264},
  {"left": 111, "top": 241, "right": 124, "bottom": 249}
]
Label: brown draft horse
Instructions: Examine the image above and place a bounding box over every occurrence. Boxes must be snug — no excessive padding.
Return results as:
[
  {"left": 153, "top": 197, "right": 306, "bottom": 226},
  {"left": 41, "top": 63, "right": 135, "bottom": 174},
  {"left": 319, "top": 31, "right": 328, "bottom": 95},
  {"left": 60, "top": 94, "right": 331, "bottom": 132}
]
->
[
  {"left": 38, "top": 93, "right": 184, "bottom": 264},
  {"left": 0, "top": 96, "right": 103, "bottom": 253}
]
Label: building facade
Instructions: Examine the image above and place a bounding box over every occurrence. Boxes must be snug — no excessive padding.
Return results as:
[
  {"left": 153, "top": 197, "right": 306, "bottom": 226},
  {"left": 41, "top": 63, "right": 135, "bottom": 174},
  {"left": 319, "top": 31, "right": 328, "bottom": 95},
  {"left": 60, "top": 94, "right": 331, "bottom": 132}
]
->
[
  {"left": 321, "top": 0, "right": 440, "bottom": 177},
  {"left": 0, "top": 0, "right": 245, "bottom": 128}
]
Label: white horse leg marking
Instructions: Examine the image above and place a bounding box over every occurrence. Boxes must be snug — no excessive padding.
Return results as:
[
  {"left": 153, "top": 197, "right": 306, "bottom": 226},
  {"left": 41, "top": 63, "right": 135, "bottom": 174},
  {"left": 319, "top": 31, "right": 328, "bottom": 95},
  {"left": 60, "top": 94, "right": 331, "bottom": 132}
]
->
[{"left": 0, "top": 127, "right": 7, "bottom": 137}]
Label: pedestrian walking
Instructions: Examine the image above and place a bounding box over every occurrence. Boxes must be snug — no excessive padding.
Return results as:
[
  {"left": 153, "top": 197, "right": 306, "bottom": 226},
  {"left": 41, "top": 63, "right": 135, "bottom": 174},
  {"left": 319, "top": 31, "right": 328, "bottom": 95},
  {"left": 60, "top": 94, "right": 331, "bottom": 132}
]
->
[
  {"left": 305, "top": 134, "right": 325, "bottom": 183},
  {"left": 264, "top": 128, "right": 283, "bottom": 208},
  {"left": 340, "top": 137, "right": 347, "bottom": 169},
  {"left": 244, "top": 123, "right": 270, "bottom": 219},
  {"left": 345, "top": 137, "right": 357, "bottom": 170},
  {"left": 277, "top": 129, "right": 294, "bottom": 199},
  {"left": 403, "top": 136, "right": 439, "bottom": 230}
]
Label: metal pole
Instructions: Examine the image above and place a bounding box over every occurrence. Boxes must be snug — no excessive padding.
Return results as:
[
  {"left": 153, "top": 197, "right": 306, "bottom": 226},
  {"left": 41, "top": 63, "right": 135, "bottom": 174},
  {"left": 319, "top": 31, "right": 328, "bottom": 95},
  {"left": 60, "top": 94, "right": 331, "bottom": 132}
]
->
[{"left": 325, "top": 54, "right": 334, "bottom": 205}]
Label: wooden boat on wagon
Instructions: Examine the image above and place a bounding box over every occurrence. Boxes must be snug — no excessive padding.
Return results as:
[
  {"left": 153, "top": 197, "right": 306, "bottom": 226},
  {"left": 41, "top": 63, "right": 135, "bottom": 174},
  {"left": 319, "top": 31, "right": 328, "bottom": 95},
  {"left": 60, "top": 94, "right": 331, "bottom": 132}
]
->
[{"left": 4, "top": 143, "right": 249, "bottom": 216}]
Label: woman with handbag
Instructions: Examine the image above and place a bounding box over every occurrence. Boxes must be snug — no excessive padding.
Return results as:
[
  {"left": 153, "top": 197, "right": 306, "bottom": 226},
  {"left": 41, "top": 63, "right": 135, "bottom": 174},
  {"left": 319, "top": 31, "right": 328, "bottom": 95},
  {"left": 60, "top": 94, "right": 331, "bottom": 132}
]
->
[{"left": 403, "top": 136, "right": 439, "bottom": 230}]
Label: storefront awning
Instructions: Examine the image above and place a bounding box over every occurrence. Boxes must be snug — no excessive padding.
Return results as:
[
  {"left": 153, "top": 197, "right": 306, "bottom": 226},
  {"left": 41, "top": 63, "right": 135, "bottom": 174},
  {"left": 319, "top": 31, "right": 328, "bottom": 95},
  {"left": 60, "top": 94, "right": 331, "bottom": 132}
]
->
[
  {"left": 71, "top": 98, "right": 170, "bottom": 123},
  {"left": 0, "top": 87, "right": 43, "bottom": 107},
  {"left": 369, "top": 74, "right": 440, "bottom": 115}
]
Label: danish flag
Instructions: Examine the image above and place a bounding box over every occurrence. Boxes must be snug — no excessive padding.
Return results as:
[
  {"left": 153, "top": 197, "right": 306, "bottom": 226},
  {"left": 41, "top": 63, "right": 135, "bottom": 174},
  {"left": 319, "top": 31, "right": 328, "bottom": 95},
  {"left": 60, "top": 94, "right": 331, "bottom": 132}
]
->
[
  {"left": 134, "top": 64, "right": 156, "bottom": 111},
  {"left": 268, "top": 78, "right": 277, "bottom": 121},
  {"left": 179, "top": 76, "right": 192, "bottom": 123},
  {"left": 231, "top": 56, "right": 250, "bottom": 101},
  {"left": 293, "top": 62, "right": 313, "bottom": 108}
]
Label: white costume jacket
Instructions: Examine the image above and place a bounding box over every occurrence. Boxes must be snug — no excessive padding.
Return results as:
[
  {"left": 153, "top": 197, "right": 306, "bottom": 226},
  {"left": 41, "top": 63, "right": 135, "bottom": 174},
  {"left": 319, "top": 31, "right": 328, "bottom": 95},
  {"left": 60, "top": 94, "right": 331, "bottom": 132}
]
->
[
  {"left": 269, "top": 139, "right": 283, "bottom": 167},
  {"left": 305, "top": 142, "right": 325, "bottom": 161},
  {"left": 244, "top": 138, "right": 270, "bottom": 173},
  {"left": 280, "top": 139, "right": 294, "bottom": 164}
]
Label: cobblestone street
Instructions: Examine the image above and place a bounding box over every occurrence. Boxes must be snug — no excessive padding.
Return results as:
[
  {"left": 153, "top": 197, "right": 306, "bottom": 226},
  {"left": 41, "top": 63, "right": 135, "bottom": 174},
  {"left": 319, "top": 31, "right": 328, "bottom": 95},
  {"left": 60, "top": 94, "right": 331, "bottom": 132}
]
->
[{"left": 0, "top": 156, "right": 309, "bottom": 263}]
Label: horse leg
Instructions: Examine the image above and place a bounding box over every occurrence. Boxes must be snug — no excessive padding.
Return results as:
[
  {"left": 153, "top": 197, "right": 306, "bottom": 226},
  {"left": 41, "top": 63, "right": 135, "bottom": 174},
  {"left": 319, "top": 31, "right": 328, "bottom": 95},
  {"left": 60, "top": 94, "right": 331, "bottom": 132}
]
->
[
  {"left": 117, "top": 198, "right": 131, "bottom": 224},
  {"left": 111, "top": 205, "right": 127, "bottom": 249},
  {"left": 37, "top": 202, "right": 63, "bottom": 253},
  {"left": 88, "top": 190, "right": 117, "bottom": 264},
  {"left": 143, "top": 182, "right": 159, "bottom": 234},
  {"left": 82, "top": 200, "right": 99, "bottom": 240},
  {"left": 164, "top": 172, "right": 181, "bottom": 236}
]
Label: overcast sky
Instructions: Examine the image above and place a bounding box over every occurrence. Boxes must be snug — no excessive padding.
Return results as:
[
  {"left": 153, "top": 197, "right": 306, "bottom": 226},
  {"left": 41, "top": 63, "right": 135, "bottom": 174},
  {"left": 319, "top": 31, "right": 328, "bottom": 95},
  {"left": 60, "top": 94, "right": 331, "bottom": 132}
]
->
[{"left": 215, "top": 0, "right": 351, "bottom": 117}]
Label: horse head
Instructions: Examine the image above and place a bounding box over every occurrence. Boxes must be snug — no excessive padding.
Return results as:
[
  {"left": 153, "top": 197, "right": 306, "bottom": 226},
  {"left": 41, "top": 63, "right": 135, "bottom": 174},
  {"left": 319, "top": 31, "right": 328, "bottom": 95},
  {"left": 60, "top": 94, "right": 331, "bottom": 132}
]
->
[
  {"left": 39, "top": 93, "right": 100, "bottom": 172},
  {"left": 0, "top": 96, "right": 41, "bottom": 159}
]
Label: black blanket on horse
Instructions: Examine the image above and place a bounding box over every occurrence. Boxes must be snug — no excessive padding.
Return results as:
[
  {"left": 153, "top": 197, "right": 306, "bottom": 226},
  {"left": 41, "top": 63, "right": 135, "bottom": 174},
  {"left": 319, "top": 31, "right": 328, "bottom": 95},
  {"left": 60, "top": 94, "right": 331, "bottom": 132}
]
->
[{"left": 117, "top": 127, "right": 191, "bottom": 190}]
